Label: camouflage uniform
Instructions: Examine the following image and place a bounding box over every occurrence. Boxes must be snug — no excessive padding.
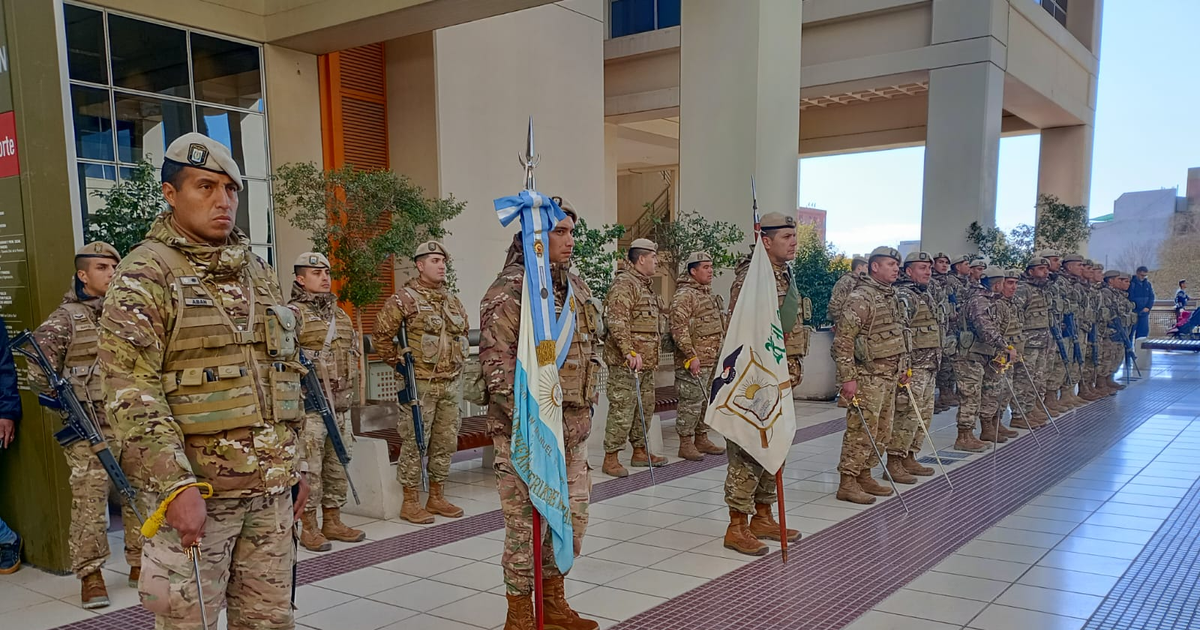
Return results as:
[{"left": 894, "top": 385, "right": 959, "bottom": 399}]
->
[
  {"left": 959, "top": 284, "right": 1008, "bottom": 433},
  {"left": 827, "top": 271, "right": 862, "bottom": 325},
  {"left": 1076, "top": 275, "right": 1100, "bottom": 388},
  {"left": 833, "top": 275, "right": 907, "bottom": 475},
  {"left": 374, "top": 277, "right": 469, "bottom": 487},
  {"left": 480, "top": 234, "right": 601, "bottom": 595},
  {"left": 1045, "top": 270, "right": 1075, "bottom": 393},
  {"left": 290, "top": 282, "right": 360, "bottom": 510},
  {"left": 602, "top": 268, "right": 664, "bottom": 452},
  {"left": 953, "top": 278, "right": 988, "bottom": 429},
  {"left": 889, "top": 275, "right": 939, "bottom": 456},
  {"left": 31, "top": 284, "right": 143, "bottom": 579},
  {"left": 723, "top": 252, "right": 811, "bottom": 513},
  {"left": 979, "top": 291, "right": 1022, "bottom": 425},
  {"left": 99, "top": 214, "right": 302, "bottom": 629},
  {"left": 669, "top": 272, "right": 726, "bottom": 437},
  {"left": 1013, "top": 273, "right": 1052, "bottom": 417},
  {"left": 933, "top": 270, "right": 965, "bottom": 407}
]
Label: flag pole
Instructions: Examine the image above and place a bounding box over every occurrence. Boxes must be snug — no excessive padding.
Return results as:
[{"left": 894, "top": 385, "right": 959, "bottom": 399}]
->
[
  {"left": 752, "top": 177, "right": 791, "bottom": 559},
  {"left": 521, "top": 116, "right": 545, "bottom": 630}
]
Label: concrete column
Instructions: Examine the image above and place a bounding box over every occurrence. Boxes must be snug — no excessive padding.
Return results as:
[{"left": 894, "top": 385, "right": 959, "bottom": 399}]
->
[
  {"left": 678, "top": 0, "right": 802, "bottom": 259},
  {"left": 1037, "top": 125, "right": 1094, "bottom": 208},
  {"left": 920, "top": 61, "right": 1004, "bottom": 256}
]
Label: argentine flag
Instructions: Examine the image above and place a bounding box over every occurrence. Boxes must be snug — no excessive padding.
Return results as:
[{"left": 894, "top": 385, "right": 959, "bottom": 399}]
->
[
  {"left": 703, "top": 243, "right": 797, "bottom": 475},
  {"left": 494, "top": 189, "right": 576, "bottom": 573}
]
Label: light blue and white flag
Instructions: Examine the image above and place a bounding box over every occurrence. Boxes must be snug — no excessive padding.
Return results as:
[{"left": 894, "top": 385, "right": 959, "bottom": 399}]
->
[
  {"left": 494, "top": 188, "right": 576, "bottom": 572},
  {"left": 703, "top": 243, "right": 797, "bottom": 475}
]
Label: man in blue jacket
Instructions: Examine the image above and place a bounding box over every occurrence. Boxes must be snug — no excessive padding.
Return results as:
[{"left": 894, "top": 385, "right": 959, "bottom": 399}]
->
[
  {"left": 1128, "top": 266, "right": 1155, "bottom": 339},
  {"left": 0, "top": 316, "right": 24, "bottom": 573}
]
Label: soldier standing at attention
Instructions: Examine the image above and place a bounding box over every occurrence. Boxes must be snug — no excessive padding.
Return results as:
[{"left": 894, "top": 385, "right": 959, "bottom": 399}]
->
[
  {"left": 99, "top": 133, "right": 309, "bottom": 629},
  {"left": 832, "top": 246, "right": 907, "bottom": 504},
  {"left": 721, "top": 212, "right": 805, "bottom": 555},
  {"left": 670, "top": 251, "right": 728, "bottom": 461},
  {"left": 289, "top": 252, "right": 366, "bottom": 550},
  {"left": 978, "top": 269, "right": 1023, "bottom": 443},
  {"left": 602, "top": 238, "right": 668, "bottom": 476},
  {"left": 1011, "top": 257, "right": 1052, "bottom": 428},
  {"left": 933, "top": 254, "right": 970, "bottom": 412},
  {"left": 828, "top": 254, "right": 867, "bottom": 323},
  {"left": 30, "top": 242, "right": 142, "bottom": 608},
  {"left": 374, "top": 241, "right": 470, "bottom": 524},
  {"left": 1098, "top": 270, "right": 1127, "bottom": 395},
  {"left": 885, "top": 252, "right": 939, "bottom": 485},
  {"left": 480, "top": 200, "right": 602, "bottom": 630},
  {"left": 1039, "top": 250, "right": 1073, "bottom": 414},
  {"left": 956, "top": 266, "right": 1017, "bottom": 452}
]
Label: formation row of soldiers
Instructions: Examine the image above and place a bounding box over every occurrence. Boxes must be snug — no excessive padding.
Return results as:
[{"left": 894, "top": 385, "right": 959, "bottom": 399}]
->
[{"left": 828, "top": 248, "right": 1138, "bottom": 504}]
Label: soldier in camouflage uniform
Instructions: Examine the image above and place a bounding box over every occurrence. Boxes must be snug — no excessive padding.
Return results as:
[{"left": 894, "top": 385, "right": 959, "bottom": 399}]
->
[
  {"left": 828, "top": 254, "right": 866, "bottom": 328},
  {"left": 978, "top": 269, "right": 1023, "bottom": 443},
  {"left": 480, "top": 200, "right": 602, "bottom": 630},
  {"left": 289, "top": 252, "right": 365, "bottom": 551},
  {"left": 832, "top": 246, "right": 907, "bottom": 505},
  {"left": 1040, "top": 250, "right": 1076, "bottom": 414},
  {"left": 1011, "top": 257, "right": 1053, "bottom": 428},
  {"left": 886, "top": 252, "right": 940, "bottom": 484},
  {"left": 602, "top": 238, "right": 668, "bottom": 476},
  {"left": 375, "top": 241, "right": 470, "bottom": 524},
  {"left": 1097, "top": 270, "right": 1127, "bottom": 395},
  {"left": 1067, "top": 256, "right": 1100, "bottom": 402},
  {"left": 956, "top": 266, "right": 1018, "bottom": 452},
  {"left": 669, "top": 251, "right": 728, "bottom": 461},
  {"left": 99, "top": 133, "right": 307, "bottom": 629},
  {"left": 933, "top": 254, "right": 971, "bottom": 411},
  {"left": 1106, "top": 272, "right": 1135, "bottom": 390},
  {"left": 720, "top": 213, "right": 806, "bottom": 556},
  {"left": 30, "top": 242, "right": 142, "bottom": 608}
]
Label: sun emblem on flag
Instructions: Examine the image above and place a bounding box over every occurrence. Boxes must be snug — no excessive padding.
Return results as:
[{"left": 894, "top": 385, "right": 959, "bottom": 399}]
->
[
  {"left": 534, "top": 240, "right": 545, "bottom": 257},
  {"left": 715, "top": 349, "right": 786, "bottom": 448},
  {"left": 537, "top": 370, "right": 565, "bottom": 420}
]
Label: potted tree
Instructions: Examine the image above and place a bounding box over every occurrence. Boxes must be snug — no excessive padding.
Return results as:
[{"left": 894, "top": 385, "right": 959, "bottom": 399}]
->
[{"left": 791, "top": 224, "right": 849, "bottom": 400}]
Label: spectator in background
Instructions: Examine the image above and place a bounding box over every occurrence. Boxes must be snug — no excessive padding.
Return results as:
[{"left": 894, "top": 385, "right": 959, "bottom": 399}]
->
[
  {"left": 0, "top": 316, "right": 25, "bottom": 574},
  {"left": 1128, "top": 266, "right": 1155, "bottom": 338},
  {"left": 1176, "top": 280, "right": 1190, "bottom": 319}
]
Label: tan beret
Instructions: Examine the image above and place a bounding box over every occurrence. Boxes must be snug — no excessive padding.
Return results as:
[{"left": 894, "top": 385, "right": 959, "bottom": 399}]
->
[
  {"left": 851, "top": 254, "right": 868, "bottom": 266},
  {"left": 294, "top": 252, "right": 330, "bottom": 269},
  {"left": 1118, "top": 273, "right": 1131, "bottom": 281},
  {"left": 630, "top": 238, "right": 657, "bottom": 253},
  {"left": 760, "top": 212, "right": 797, "bottom": 230},
  {"left": 1005, "top": 269, "right": 1022, "bottom": 279},
  {"left": 1026, "top": 257, "right": 1049, "bottom": 269},
  {"left": 685, "top": 251, "right": 712, "bottom": 266},
  {"left": 164, "top": 132, "right": 244, "bottom": 191},
  {"left": 76, "top": 241, "right": 120, "bottom": 262},
  {"left": 413, "top": 241, "right": 450, "bottom": 261},
  {"left": 1035, "top": 248, "right": 1061, "bottom": 259},
  {"left": 984, "top": 265, "right": 1006, "bottom": 280},
  {"left": 550, "top": 195, "right": 577, "bottom": 218},
  {"left": 1103, "top": 270, "right": 1120, "bottom": 279},
  {"left": 970, "top": 257, "right": 988, "bottom": 269},
  {"left": 1062, "top": 253, "right": 1084, "bottom": 264},
  {"left": 904, "top": 251, "right": 933, "bottom": 265},
  {"left": 933, "top": 252, "right": 951, "bottom": 262},
  {"left": 868, "top": 246, "right": 901, "bottom": 263}
]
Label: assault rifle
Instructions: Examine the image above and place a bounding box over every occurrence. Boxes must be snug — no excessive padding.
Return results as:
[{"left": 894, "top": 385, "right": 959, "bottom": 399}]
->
[
  {"left": 1050, "top": 322, "right": 1069, "bottom": 364},
  {"left": 298, "top": 350, "right": 360, "bottom": 504},
  {"left": 12, "top": 330, "right": 143, "bottom": 523},
  {"left": 1111, "top": 317, "right": 1142, "bottom": 379},
  {"left": 1064, "top": 313, "right": 1083, "bottom": 365},
  {"left": 395, "top": 321, "right": 428, "bottom": 490},
  {"left": 1087, "top": 323, "right": 1100, "bottom": 367}
]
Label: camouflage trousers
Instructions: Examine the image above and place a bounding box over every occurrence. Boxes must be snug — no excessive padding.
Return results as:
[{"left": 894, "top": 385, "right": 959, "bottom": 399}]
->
[
  {"left": 888, "top": 367, "right": 935, "bottom": 457},
  {"left": 493, "top": 416, "right": 591, "bottom": 596},
  {"left": 603, "top": 367, "right": 654, "bottom": 452},
  {"left": 837, "top": 372, "right": 897, "bottom": 476},
  {"left": 1103, "top": 340, "right": 1124, "bottom": 377},
  {"left": 1082, "top": 338, "right": 1100, "bottom": 384},
  {"left": 138, "top": 492, "right": 295, "bottom": 629},
  {"left": 1065, "top": 338, "right": 1083, "bottom": 388},
  {"left": 674, "top": 367, "right": 713, "bottom": 438},
  {"left": 1045, "top": 338, "right": 1068, "bottom": 391},
  {"left": 725, "top": 442, "right": 778, "bottom": 514},
  {"left": 955, "top": 357, "right": 985, "bottom": 430},
  {"left": 979, "top": 362, "right": 1015, "bottom": 422},
  {"left": 301, "top": 409, "right": 352, "bottom": 511},
  {"left": 1013, "top": 335, "right": 1049, "bottom": 413},
  {"left": 397, "top": 376, "right": 462, "bottom": 488},
  {"left": 936, "top": 353, "right": 956, "bottom": 397},
  {"left": 64, "top": 423, "right": 144, "bottom": 578}
]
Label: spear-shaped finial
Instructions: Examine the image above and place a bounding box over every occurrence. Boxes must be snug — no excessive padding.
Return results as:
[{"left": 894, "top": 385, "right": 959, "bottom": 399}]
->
[
  {"left": 519, "top": 116, "right": 540, "bottom": 190},
  {"left": 751, "top": 176, "right": 761, "bottom": 241}
]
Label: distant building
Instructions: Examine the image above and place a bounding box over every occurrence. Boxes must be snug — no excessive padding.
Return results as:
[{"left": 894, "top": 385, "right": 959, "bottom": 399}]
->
[
  {"left": 796, "top": 207, "right": 828, "bottom": 242},
  {"left": 898, "top": 240, "right": 921, "bottom": 260},
  {"left": 1089, "top": 169, "right": 1200, "bottom": 271}
]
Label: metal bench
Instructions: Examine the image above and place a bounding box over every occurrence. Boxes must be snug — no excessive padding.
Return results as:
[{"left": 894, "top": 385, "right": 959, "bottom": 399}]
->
[
  {"left": 655, "top": 385, "right": 679, "bottom": 413},
  {"left": 359, "top": 416, "right": 491, "bottom": 464},
  {"left": 1140, "top": 337, "right": 1200, "bottom": 352}
]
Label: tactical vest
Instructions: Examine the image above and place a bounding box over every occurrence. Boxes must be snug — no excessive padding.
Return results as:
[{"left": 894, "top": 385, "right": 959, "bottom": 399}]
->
[
  {"left": 1002, "top": 301, "right": 1022, "bottom": 341},
  {"left": 682, "top": 287, "right": 726, "bottom": 367},
  {"left": 59, "top": 302, "right": 104, "bottom": 403},
  {"left": 1022, "top": 283, "right": 1050, "bottom": 330},
  {"left": 399, "top": 286, "right": 469, "bottom": 380},
  {"left": 295, "top": 300, "right": 357, "bottom": 410},
  {"left": 144, "top": 241, "right": 303, "bottom": 435},
  {"left": 778, "top": 271, "right": 811, "bottom": 358},
  {"left": 968, "top": 298, "right": 1007, "bottom": 358},
  {"left": 559, "top": 278, "right": 601, "bottom": 408},
  {"left": 904, "top": 290, "right": 940, "bottom": 351},
  {"left": 628, "top": 281, "right": 662, "bottom": 336},
  {"left": 853, "top": 285, "right": 908, "bottom": 362}
]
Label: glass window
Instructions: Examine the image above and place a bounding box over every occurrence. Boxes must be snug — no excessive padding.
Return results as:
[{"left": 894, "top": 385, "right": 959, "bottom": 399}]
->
[
  {"left": 114, "top": 91, "right": 193, "bottom": 165},
  {"left": 657, "top": 0, "right": 680, "bottom": 29},
  {"left": 195, "top": 106, "right": 267, "bottom": 178},
  {"left": 251, "top": 245, "right": 273, "bottom": 266},
  {"left": 611, "top": 0, "right": 654, "bottom": 38},
  {"left": 108, "top": 14, "right": 190, "bottom": 98},
  {"left": 64, "top": 4, "right": 107, "bottom": 84},
  {"left": 235, "top": 180, "right": 272, "bottom": 245},
  {"left": 191, "top": 33, "right": 263, "bottom": 111},
  {"left": 77, "top": 161, "right": 116, "bottom": 232},
  {"left": 71, "top": 85, "right": 114, "bottom": 161}
]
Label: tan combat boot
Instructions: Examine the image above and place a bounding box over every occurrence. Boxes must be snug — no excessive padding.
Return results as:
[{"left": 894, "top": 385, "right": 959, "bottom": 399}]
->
[
  {"left": 723, "top": 510, "right": 768, "bottom": 556},
  {"left": 677, "top": 436, "right": 704, "bottom": 462},
  {"left": 954, "top": 428, "right": 987, "bottom": 452},
  {"left": 322, "top": 507, "right": 366, "bottom": 542},
  {"left": 836, "top": 473, "right": 875, "bottom": 505},
  {"left": 902, "top": 454, "right": 934, "bottom": 476},
  {"left": 1108, "top": 375, "right": 1126, "bottom": 391},
  {"left": 504, "top": 593, "right": 535, "bottom": 630},
  {"left": 979, "top": 418, "right": 1006, "bottom": 444},
  {"left": 630, "top": 446, "right": 667, "bottom": 468},
  {"left": 749, "top": 503, "right": 800, "bottom": 542},
  {"left": 127, "top": 566, "right": 140, "bottom": 589},
  {"left": 544, "top": 575, "right": 600, "bottom": 630},
  {"left": 884, "top": 454, "right": 917, "bottom": 484},
  {"left": 857, "top": 470, "right": 894, "bottom": 497},
  {"left": 694, "top": 432, "right": 726, "bottom": 455},
  {"left": 601, "top": 452, "right": 628, "bottom": 478},
  {"left": 998, "top": 412, "right": 1020, "bottom": 436},
  {"left": 425, "top": 482, "right": 465, "bottom": 518},
  {"left": 80, "top": 570, "right": 110, "bottom": 610},
  {"left": 941, "top": 388, "right": 961, "bottom": 407},
  {"left": 300, "top": 510, "right": 332, "bottom": 552},
  {"left": 1042, "top": 392, "right": 1063, "bottom": 415},
  {"left": 400, "top": 487, "right": 435, "bottom": 524}
]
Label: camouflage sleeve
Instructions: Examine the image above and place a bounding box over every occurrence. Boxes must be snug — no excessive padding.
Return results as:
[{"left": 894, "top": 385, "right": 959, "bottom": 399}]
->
[
  {"left": 29, "top": 306, "right": 71, "bottom": 394},
  {"left": 967, "top": 297, "right": 1006, "bottom": 349},
  {"left": 728, "top": 262, "right": 749, "bottom": 312},
  {"left": 372, "top": 295, "right": 405, "bottom": 367},
  {"left": 669, "top": 290, "right": 698, "bottom": 364},
  {"left": 832, "top": 291, "right": 868, "bottom": 384},
  {"left": 98, "top": 256, "right": 197, "bottom": 496},
  {"left": 603, "top": 278, "right": 636, "bottom": 359},
  {"left": 828, "top": 275, "right": 850, "bottom": 317},
  {"left": 479, "top": 274, "right": 520, "bottom": 419}
]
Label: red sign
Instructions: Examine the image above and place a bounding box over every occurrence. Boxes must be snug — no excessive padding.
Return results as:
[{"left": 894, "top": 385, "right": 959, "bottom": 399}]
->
[{"left": 0, "top": 111, "right": 18, "bottom": 178}]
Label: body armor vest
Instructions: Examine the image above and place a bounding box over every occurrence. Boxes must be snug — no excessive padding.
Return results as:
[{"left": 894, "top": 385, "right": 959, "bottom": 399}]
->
[
  {"left": 677, "top": 286, "right": 726, "bottom": 368},
  {"left": 59, "top": 302, "right": 104, "bottom": 403},
  {"left": 144, "top": 241, "right": 303, "bottom": 435},
  {"left": 854, "top": 284, "right": 908, "bottom": 362},
  {"left": 398, "top": 285, "right": 469, "bottom": 381},
  {"left": 559, "top": 274, "right": 601, "bottom": 407},
  {"left": 904, "top": 290, "right": 940, "bottom": 350},
  {"left": 1021, "top": 283, "right": 1050, "bottom": 330},
  {"left": 969, "top": 298, "right": 1004, "bottom": 358},
  {"left": 295, "top": 299, "right": 357, "bottom": 410}
]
